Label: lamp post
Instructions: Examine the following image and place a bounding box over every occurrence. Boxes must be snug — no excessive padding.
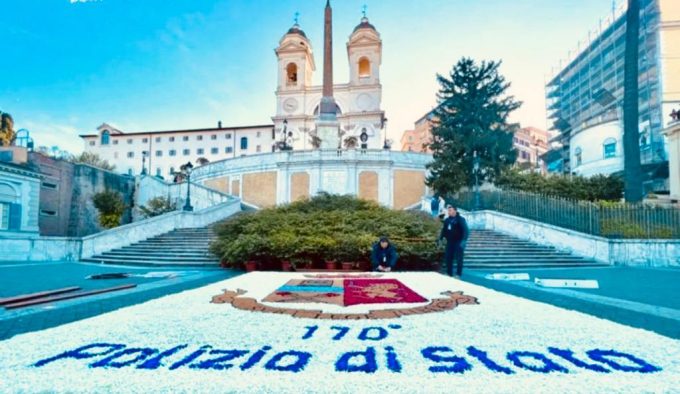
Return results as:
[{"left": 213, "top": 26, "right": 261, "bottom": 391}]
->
[
  {"left": 473, "top": 150, "right": 480, "bottom": 210},
  {"left": 382, "top": 116, "right": 389, "bottom": 150},
  {"left": 141, "top": 151, "right": 148, "bottom": 175},
  {"left": 182, "top": 161, "right": 194, "bottom": 212}
]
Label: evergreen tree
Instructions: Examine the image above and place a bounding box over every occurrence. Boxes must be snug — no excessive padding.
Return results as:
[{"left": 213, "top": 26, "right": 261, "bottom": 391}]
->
[{"left": 426, "top": 58, "right": 521, "bottom": 195}]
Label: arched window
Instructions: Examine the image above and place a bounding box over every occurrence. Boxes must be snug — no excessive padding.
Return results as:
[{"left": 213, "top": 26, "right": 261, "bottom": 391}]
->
[
  {"left": 0, "top": 183, "right": 17, "bottom": 203},
  {"left": 603, "top": 138, "right": 616, "bottom": 159},
  {"left": 574, "top": 147, "right": 582, "bottom": 167},
  {"left": 240, "top": 137, "right": 248, "bottom": 150},
  {"left": 286, "top": 63, "right": 298, "bottom": 85},
  {"left": 101, "top": 130, "right": 110, "bottom": 145},
  {"left": 358, "top": 57, "right": 370, "bottom": 78}
]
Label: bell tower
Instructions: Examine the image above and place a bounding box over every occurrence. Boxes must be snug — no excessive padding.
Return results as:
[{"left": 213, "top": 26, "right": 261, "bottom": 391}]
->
[
  {"left": 275, "top": 22, "right": 315, "bottom": 93},
  {"left": 347, "top": 13, "right": 382, "bottom": 86}
]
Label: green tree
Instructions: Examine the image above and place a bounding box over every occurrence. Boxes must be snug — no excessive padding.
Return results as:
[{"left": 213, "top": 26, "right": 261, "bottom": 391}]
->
[
  {"left": 138, "top": 196, "right": 177, "bottom": 218},
  {"left": 0, "top": 111, "right": 15, "bottom": 147},
  {"left": 92, "top": 190, "right": 126, "bottom": 229},
  {"left": 70, "top": 151, "right": 116, "bottom": 171},
  {"left": 623, "top": 0, "right": 643, "bottom": 202},
  {"left": 426, "top": 58, "right": 521, "bottom": 196}
]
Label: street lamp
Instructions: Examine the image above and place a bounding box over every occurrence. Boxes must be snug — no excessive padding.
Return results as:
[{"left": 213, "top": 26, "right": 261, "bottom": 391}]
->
[
  {"left": 182, "top": 161, "right": 194, "bottom": 212},
  {"left": 141, "top": 151, "right": 148, "bottom": 175},
  {"left": 473, "top": 150, "right": 480, "bottom": 210},
  {"left": 382, "top": 116, "right": 389, "bottom": 150}
]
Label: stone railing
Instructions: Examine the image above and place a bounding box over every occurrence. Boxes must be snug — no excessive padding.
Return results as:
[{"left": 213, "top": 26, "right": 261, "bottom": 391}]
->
[
  {"left": 0, "top": 199, "right": 241, "bottom": 262},
  {"left": 191, "top": 149, "right": 433, "bottom": 181},
  {"left": 136, "top": 175, "right": 232, "bottom": 215},
  {"left": 460, "top": 209, "right": 679, "bottom": 267},
  {"left": 80, "top": 199, "right": 241, "bottom": 259}
]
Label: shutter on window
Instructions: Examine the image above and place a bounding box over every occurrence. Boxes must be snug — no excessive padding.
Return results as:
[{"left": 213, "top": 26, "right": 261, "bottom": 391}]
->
[{"left": 9, "top": 203, "right": 21, "bottom": 230}]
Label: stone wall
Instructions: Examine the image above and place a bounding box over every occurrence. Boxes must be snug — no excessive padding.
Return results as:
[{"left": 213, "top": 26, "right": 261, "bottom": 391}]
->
[
  {"left": 28, "top": 153, "right": 135, "bottom": 237},
  {"left": 393, "top": 170, "right": 426, "bottom": 209},
  {"left": 243, "top": 172, "right": 277, "bottom": 207}
]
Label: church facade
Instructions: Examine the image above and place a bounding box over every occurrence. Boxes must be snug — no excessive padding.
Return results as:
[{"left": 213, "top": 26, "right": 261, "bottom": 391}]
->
[{"left": 272, "top": 17, "right": 385, "bottom": 150}]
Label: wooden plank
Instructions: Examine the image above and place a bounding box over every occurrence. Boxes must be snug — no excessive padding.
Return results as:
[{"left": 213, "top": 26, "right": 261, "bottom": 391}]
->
[
  {"left": 3, "top": 284, "right": 137, "bottom": 310},
  {"left": 0, "top": 287, "right": 81, "bottom": 306}
]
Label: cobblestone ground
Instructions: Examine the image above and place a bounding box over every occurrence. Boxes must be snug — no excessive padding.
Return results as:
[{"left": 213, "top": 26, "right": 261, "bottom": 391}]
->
[
  {"left": 461, "top": 266, "right": 680, "bottom": 339},
  {"left": 0, "top": 261, "right": 241, "bottom": 340}
]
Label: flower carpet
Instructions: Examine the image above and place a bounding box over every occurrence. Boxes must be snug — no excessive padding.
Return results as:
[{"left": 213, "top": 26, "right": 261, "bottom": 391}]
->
[{"left": 0, "top": 272, "right": 678, "bottom": 393}]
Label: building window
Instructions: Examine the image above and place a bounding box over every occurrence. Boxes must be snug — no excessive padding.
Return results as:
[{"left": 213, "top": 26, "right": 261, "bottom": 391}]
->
[
  {"left": 183, "top": 149, "right": 190, "bottom": 156},
  {"left": 169, "top": 136, "right": 175, "bottom": 142},
  {"left": 225, "top": 147, "right": 233, "bottom": 154},
  {"left": 197, "top": 148, "right": 204, "bottom": 155},
  {"left": 156, "top": 168, "right": 162, "bottom": 177},
  {"left": 114, "top": 152, "right": 119, "bottom": 159},
  {"left": 286, "top": 63, "right": 298, "bottom": 85},
  {"left": 40, "top": 209, "right": 57, "bottom": 216},
  {"left": 113, "top": 140, "right": 119, "bottom": 145},
  {"left": 169, "top": 150, "right": 176, "bottom": 156},
  {"left": 256, "top": 145, "right": 261, "bottom": 153},
  {"left": 156, "top": 150, "right": 162, "bottom": 157},
  {"left": 358, "top": 57, "right": 371, "bottom": 78},
  {"left": 183, "top": 136, "right": 189, "bottom": 141},
  {"left": 41, "top": 182, "right": 58, "bottom": 190},
  {"left": 169, "top": 167, "right": 175, "bottom": 175},
  {"left": 256, "top": 131, "right": 261, "bottom": 138},
  {"left": 211, "top": 147, "right": 218, "bottom": 154},
  {"left": 603, "top": 138, "right": 616, "bottom": 159},
  {"left": 226, "top": 133, "right": 232, "bottom": 139},
  {"left": 127, "top": 152, "right": 134, "bottom": 158},
  {"left": 128, "top": 169, "right": 133, "bottom": 175},
  {"left": 197, "top": 135, "right": 203, "bottom": 141},
  {"left": 89, "top": 141, "right": 95, "bottom": 146},
  {"left": 575, "top": 147, "right": 582, "bottom": 167},
  {"left": 127, "top": 139, "right": 133, "bottom": 144},
  {"left": 240, "top": 137, "right": 248, "bottom": 150},
  {"left": 101, "top": 130, "right": 110, "bottom": 145},
  {"left": 211, "top": 135, "right": 217, "bottom": 140},
  {"left": 155, "top": 137, "right": 161, "bottom": 143},
  {"left": 0, "top": 202, "right": 9, "bottom": 230},
  {"left": 142, "top": 138, "right": 148, "bottom": 143}
]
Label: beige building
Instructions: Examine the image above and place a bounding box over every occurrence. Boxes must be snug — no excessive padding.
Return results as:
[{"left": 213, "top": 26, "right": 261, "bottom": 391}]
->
[
  {"left": 400, "top": 111, "right": 434, "bottom": 152},
  {"left": 514, "top": 127, "right": 551, "bottom": 170}
]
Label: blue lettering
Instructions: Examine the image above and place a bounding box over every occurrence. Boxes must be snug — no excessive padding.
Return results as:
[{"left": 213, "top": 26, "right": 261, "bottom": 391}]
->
[
  {"left": 547, "top": 347, "right": 609, "bottom": 373},
  {"left": 506, "top": 351, "right": 568, "bottom": 373},
  {"left": 190, "top": 349, "right": 249, "bottom": 370},
  {"left": 385, "top": 346, "right": 402, "bottom": 373},
  {"left": 586, "top": 349, "right": 661, "bottom": 373},
  {"left": 264, "top": 350, "right": 312, "bottom": 372},
  {"left": 137, "top": 345, "right": 188, "bottom": 370},
  {"left": 358, "top": 327, "right": 388, "bottom": 341},
  {"left": 336, "top": 347, "right": 378, "bottom": 373},
  {"left": 301, "top": 326, "right": 318, "bottom": 340},
  {"left": 421, "top": 346, "right": 472, "bottom": 374},
  {"left": 330, "top": 326, "right": 350, "bottom": 341},
  {"left": 169, "top": 345, "right": 211, "bottom": 370},
  {"left": 240, "top": 346, "right": 272, "bottom": 370},
  {"left": 90, "top": 348, "right": 158, "bottom": 369},
  {"left": 466, "top": 346, "right": 514, "bottom": 374},
  {"left": 33, "top": 343, "right": 126, "bottom": 367}
]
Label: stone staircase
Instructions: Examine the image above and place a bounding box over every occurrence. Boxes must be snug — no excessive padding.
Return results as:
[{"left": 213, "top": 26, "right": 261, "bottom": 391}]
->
[
  {"left": 80, "top": 227, "right": 220, "bottom": 267},
  {"left": 465, "top": 229, "right": 607, "bottom": 269}
]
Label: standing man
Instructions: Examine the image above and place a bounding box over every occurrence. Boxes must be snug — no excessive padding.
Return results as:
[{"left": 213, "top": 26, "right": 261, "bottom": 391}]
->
[
  {"left": 439, "top": 205, "right": 469, "bottom": 277},
  {"left": 371, "top": 237, "right": 398, "bottom": 272},
  {"left": 430, "top": 195, "right": 440, "bottom": 218}
]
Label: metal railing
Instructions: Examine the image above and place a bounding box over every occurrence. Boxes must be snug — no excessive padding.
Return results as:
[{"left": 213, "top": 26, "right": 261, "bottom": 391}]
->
[{"left": 452, "top": 189, "right": 680, "bottom": 239}]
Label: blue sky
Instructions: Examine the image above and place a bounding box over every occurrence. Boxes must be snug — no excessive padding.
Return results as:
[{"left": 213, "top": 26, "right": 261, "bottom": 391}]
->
[{"left": 1, "top": 0, "right": 618, "bottom": 153}]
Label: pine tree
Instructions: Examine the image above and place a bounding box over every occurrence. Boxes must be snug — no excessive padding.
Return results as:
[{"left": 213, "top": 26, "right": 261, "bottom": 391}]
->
[{"left": 426, "top": 58, "right": 521, "bottom": 196}]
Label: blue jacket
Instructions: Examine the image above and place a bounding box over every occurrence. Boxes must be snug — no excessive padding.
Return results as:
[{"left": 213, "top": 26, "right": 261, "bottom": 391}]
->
[{"left": 371, "top": 242, "right": 398, "bottom": 269}]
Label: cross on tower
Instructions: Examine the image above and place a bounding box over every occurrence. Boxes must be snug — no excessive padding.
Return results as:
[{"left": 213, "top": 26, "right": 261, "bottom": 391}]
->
[
  {"left": 294, "top": 11, "right": 299, "bottom": 25},
  {"left": 362, "top": 4, "right": 367, "bottom": 18}
]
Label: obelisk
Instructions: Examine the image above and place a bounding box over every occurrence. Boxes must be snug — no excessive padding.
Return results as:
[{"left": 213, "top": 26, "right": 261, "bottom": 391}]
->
[{"left": 315, "top": 0, "right": 340, "bottom": 149}]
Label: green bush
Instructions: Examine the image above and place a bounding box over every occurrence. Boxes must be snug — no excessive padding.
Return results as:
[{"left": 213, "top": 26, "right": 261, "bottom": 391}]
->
[
  {"left": 92, "top": 190, "right": 125, "bottom": 229},
  {"left": 210, "top": 193, "right": 441, "bottom": 269},
  {"left": 496, "top": 169, "right": 623, "bottom": 201},
  {"left": 139, "top": 196, "right": 177, "bottom": 218}
]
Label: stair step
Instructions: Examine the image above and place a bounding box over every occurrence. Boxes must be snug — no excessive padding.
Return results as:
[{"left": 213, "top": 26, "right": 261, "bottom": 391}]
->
[
  {"left": 93, "top": 254, "right": 217, "bottom": 262},
  {"left": 80, "top": 258, "right": 218, "bottom": 267}
]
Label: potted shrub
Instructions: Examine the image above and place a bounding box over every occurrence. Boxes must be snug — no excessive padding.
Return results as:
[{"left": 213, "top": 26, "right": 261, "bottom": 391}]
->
[{"left": 245, "top": 260, "right": 258, "bottom": 272}]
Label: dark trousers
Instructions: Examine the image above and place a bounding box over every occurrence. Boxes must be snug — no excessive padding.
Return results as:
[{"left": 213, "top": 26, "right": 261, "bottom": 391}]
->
[{"left": 444, "top": 241, "right": 464, "bottom": 276}]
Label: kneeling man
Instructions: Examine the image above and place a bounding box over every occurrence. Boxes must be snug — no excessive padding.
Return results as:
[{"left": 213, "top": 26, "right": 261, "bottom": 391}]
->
[{"left": 371, "top": 237, "right": 398, "bottom": 272}]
